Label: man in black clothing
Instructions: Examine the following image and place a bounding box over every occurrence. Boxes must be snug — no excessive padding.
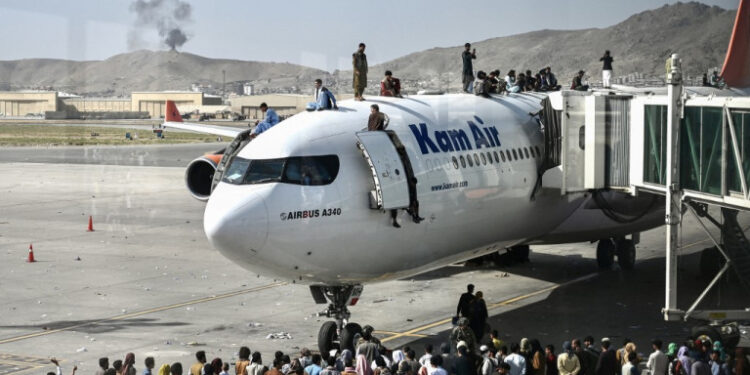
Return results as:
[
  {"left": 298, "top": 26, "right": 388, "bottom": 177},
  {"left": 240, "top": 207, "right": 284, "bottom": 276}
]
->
[
  {"left": 462, "top": 43, "right": 477, "bottom": 93},
  {"left": 600, "top": 50, "right": 614, "bottom": 88},
  {"left": 596, "top": 338, "right": 617, "bottom": 375},
  {"left": 454, "top": 345, "right": 476, "bottom": 375},
  {"left": 456, "top": 284, "right": 475, "bottom": 319},
  {"left": 572, "top": 70, "right": 589, "bottom": 91}
]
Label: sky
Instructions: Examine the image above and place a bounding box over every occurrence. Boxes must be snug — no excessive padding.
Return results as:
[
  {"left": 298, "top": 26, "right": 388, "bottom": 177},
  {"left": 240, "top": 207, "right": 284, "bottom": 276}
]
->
[{"left": 0, "top": 0, "right": 739, "bottom": 72}]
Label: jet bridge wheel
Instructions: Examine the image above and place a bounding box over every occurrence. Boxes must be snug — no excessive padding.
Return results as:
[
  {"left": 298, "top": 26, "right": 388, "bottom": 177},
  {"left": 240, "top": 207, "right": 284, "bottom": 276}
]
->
[
  {"left": 596, "top": 239, "right": 616, "bottom": 269},
  {"left": 318, "top": 321, "right": 338, "bottom": 355},
  {"left": 617, "top": 239, "right": 636, "bottom": 270}
]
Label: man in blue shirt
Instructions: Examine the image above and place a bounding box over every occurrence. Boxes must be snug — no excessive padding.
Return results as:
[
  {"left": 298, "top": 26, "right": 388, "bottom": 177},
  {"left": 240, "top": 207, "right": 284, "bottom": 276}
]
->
[
  {"left": 304, "top": 354, "right": 323, "bottom": 375},
  {"left": 308, "top": 79, "right": 338, "bottom": 111},
  {"left": 250, "top": 102, "right": 280, "bottom": 138}
]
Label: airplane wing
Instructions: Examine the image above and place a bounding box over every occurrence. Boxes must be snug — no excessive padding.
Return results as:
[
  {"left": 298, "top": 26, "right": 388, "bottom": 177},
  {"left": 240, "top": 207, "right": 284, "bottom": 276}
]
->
[{"left": 161, "top": 100, "right": 244, "bottom": 138}]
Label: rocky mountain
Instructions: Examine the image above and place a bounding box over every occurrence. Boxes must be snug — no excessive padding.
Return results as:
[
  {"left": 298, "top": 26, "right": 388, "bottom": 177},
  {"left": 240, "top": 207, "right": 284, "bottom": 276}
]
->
[
  {"left": 367, "top": 2, "right": 735, "bottom": 87},
  {"left": 0, "top": 2, "right": 737, "bottom": 95}
]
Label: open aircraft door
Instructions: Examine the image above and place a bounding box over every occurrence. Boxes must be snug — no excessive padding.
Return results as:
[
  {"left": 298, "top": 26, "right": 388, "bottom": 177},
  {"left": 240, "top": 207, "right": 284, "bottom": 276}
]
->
[{"left": 356, "top": 131, "right": 411, "bottom": 210}]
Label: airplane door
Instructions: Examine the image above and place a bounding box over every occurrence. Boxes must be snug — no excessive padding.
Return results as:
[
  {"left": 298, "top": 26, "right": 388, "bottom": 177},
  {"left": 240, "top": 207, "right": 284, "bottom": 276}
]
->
[{"left": 356, "top": 131, "right": 410, "bottom": 210}]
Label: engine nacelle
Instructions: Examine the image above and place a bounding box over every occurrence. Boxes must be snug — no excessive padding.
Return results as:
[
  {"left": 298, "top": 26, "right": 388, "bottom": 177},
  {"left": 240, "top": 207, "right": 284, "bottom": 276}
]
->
[{"left": 185, "top": 154, "right": 223, "bottom": 201}]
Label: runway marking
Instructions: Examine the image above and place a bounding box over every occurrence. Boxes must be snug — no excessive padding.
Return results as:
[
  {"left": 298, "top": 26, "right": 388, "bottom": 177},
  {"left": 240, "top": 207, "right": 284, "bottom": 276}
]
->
[
  {"left": 0, "top": 282, "right": 286, "bottom": 345},
  {"left": 373, "top": 330, "right": 428, "bottom": 338},
  {"left": 380, "top": 272, "right": 598, "bottom": 344},
  {"left": 0, "top": 354, "right": 51, "bottom": 375}
]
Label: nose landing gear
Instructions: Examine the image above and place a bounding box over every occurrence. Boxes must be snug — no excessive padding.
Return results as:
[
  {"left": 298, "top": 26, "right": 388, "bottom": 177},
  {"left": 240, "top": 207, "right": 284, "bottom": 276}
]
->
[{"left": 310, "top": 285, "right": 364, "bottom": 354}]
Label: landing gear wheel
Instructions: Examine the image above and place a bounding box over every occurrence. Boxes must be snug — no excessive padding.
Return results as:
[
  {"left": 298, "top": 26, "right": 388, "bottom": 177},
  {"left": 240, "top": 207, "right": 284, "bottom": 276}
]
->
[
  {"left": 318, "top": 321, "right": 338, "bottom": 355},
  {"left": 596, "top": 239, "right": 615, "bottom": 269},
  {"left": 692, "top": 325, "right": 720, "bottom": 345},
  {"left": 339, "top": 322, "right": 362, "bottom": 352},
  {"left": 617, "top": 239, "right": 636, "bottom": 270},
  {"left": 700, "top": 246, "right": 723, "bottom": 278}
]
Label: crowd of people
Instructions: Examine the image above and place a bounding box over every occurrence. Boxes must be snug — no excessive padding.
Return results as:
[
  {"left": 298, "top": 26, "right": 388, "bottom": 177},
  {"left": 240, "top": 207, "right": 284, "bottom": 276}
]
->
[{"left": 44, "top": 285, "right": 749, "bottom": 375}]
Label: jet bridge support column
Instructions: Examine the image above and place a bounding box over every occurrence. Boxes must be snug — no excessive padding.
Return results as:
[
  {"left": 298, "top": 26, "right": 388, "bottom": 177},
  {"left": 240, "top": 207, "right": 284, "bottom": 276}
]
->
[{"left": 663, "top": 54, "right": 683, "bottom": 321}]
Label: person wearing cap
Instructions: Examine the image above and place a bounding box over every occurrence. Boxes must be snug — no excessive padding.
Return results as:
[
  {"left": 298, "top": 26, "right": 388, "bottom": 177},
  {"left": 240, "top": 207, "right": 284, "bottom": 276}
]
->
[
  {"left": 557, "top": 342, "right": 580, "bottom": 375},
  {"left": 595, "top": 339, "right": 617, "bottom": 375},
  {"left": 479, "top": 345, "right": 498, "bottom": 375},
  {"left": 450, "top": 318, "right": 478, "bottom": 356},
  {"left": 571, "top": 71, "right": 589, "bottom": 91},
  {"left": 648, "top": 339, "right": 669, "bottom": 375},
  {"left": 454, "top": 345, "right": 475, "bottom": 375},
  {"left": 462, "top": 43, "right": 477, "bottom": 93}
]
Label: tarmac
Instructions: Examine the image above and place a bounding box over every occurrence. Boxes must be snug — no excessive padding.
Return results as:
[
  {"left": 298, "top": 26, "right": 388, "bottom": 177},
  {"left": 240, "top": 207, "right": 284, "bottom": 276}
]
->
[{"left": 0, "top": 143, "right": 747, "bottom": 375}]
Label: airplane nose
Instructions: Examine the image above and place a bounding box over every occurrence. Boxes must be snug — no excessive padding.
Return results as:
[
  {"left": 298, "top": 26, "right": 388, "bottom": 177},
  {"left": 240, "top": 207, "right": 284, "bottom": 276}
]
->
[{"left": 203, "top": 185, "right": 269, "bottom": 260}]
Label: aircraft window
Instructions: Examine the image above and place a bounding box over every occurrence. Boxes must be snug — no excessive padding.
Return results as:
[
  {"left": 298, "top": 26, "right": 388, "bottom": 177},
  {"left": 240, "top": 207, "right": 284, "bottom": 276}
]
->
[
  {"left": 460, "top": 155, "right": 466, "bottom": 168},
  {"left": 500, "top": 151, "right": 506, "bottom": 162},
  {"left": 486, "top": 152, "right": 493, "bottom": 164},
  {"left": 512, "top": 149, "right": 518, "bottom": 160},
  {"left": 535, "top": 146, "right": 542, "bottom": 157},
  {"left": 452, "top": 156, "right": 459, "bottom": 169},
  {"left": 223, "top": 157, "right": 251, "bottom": 184},
  {"left": 223, "top": 155, "right": 339, "bottom": 186},
  {"left": 244, "top": 159, "right": 285, "bottom": 184},
  {"left": 493, "top": 151, "right": 499, "bottom": 163},
  {"left": 473, "top": 154, "right": 480, "bottom": 165},
  {"left": 524, "top": 147, "right": 530, "bottom": 159},
  {"left": 467, "top": 154, "right": 474, "bottom": 167},
  {"left": 481, "top": 153, "right": 487, "bottom": 165},
  {"left": 505, "top": 150, "right": 512, "bottom": 161}
]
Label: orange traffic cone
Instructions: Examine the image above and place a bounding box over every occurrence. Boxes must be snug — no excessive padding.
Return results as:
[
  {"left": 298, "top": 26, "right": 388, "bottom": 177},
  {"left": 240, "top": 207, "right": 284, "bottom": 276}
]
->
[
  {"left": 27, "top": 244, "right": 36, "bottom": 263},
  {"left": 87, "top": 216, "right": 94, "bottom": 232}
]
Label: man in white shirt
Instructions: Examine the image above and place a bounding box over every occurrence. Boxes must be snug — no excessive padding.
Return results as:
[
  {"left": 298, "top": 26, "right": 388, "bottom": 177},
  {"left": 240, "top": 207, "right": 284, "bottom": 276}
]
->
[
  {"left": 647, "top": 339, "right": 668, "bottom": 375},
  {"left": 504, "top": 343, "right": 527, "bottom": 375}
]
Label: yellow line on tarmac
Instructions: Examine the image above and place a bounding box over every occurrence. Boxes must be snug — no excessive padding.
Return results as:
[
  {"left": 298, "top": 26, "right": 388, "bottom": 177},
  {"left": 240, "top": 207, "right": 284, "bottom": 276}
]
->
[
  {"left": 0, "top": 282, "right": 286, "bottom": 345},
  {"left": 380, "top": 273, "right": 598, "bottom": 344},
  {"left": 374, "top": 330, "right": 428, "bottom": 338}
]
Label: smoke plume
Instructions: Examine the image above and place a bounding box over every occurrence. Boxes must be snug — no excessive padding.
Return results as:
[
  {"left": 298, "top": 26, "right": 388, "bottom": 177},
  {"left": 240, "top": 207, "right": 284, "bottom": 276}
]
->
[{"left": 129, "top": 0, "right": 192, "bottom": 50}]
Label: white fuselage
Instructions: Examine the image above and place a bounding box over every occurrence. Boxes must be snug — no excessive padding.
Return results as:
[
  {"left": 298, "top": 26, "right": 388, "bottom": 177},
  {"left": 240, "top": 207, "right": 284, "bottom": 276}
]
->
[{"left": 203, "top": 93, "right": 658, "bottom": 285}]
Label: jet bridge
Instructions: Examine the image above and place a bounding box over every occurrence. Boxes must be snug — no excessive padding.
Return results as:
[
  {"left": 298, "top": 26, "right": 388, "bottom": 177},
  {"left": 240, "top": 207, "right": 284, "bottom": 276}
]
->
[{"left": 541, "top": 54, "right": 750, "bottom": 347}]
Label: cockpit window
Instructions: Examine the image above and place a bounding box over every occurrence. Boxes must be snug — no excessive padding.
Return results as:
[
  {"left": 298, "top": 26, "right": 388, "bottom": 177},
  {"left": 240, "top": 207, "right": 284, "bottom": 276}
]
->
[
  {"left": 222, "top": 155, "right": 339, "bottom": 186},
  {"left": 223, "top": 157, "right": 251, "bottom": 184}
]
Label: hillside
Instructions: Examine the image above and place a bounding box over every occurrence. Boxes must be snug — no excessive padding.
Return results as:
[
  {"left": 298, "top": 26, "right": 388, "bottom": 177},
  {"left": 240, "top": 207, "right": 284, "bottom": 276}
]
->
[
  {"left": 366, "top": 2, "right": 735, "bottom": 87},
  {"left": 0, "top": 2, "right": 738, "bottom": 95},
  {"left": 0, "top": 50, "right": 329, "bottom": 96}
]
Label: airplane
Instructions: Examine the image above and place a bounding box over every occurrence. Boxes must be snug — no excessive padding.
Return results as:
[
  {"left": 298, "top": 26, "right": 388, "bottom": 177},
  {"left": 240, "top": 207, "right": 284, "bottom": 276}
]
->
[
  {"left": 161, "top": 0, "right": 750, "bottom": 354},
  {"left": 162, "top": 92, "right": 664, "bottom": 353}
]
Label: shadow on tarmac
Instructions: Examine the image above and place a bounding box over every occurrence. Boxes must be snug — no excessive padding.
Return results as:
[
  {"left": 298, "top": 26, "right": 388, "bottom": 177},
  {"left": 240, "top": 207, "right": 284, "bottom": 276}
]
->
[
  {"left": 0, "top": 318, "right": 189, "bottom": 335},
  {"left": 391, "top": 252, "right": 749, "bottom": 356}
]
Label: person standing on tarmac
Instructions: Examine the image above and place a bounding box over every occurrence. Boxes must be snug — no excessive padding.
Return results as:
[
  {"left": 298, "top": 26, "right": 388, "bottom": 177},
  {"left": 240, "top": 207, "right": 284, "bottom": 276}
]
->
[
  {"left": 456, "top": 284, "right": 475, "bottom": 320},
  {"left": 470, "top": 291, "right": 488, "bottom": 342},
  {"left": 595, "top": 339, "right": 617, "bottom": 375}
]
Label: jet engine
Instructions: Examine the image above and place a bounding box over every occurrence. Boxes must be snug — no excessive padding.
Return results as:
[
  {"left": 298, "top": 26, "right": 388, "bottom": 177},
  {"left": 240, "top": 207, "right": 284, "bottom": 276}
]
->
[{"left": 185, "top": 153, "right": 223, "bottom": 201}]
